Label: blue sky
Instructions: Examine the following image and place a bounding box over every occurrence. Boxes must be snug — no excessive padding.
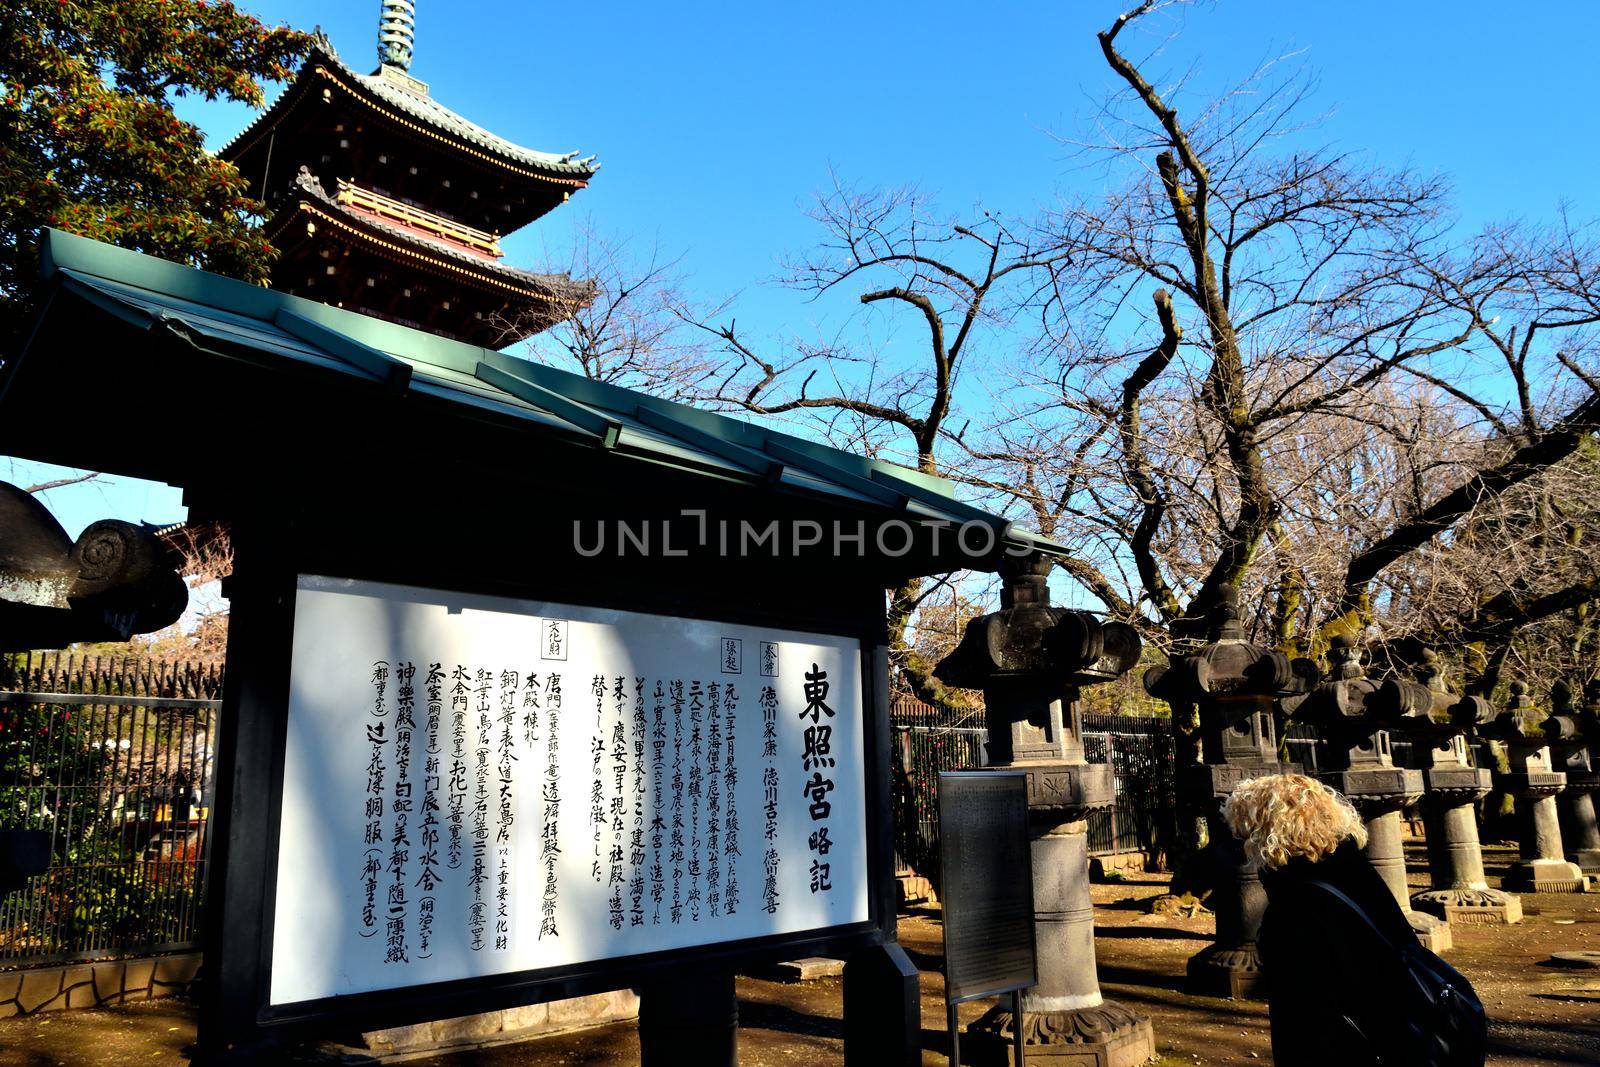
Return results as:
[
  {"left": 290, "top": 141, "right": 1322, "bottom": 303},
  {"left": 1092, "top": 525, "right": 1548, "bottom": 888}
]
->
[{"left": 8, "top": 0, "right": 1596, "bottom": 537}]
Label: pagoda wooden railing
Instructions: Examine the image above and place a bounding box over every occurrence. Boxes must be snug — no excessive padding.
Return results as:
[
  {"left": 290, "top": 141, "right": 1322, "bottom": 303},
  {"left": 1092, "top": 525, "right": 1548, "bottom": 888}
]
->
[{"left": 335, "top": 179, "right": 502, "bottom": 257}]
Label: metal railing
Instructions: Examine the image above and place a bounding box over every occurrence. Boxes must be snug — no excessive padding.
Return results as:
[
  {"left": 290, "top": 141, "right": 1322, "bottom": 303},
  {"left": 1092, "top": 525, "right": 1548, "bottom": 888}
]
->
[
  {"left": 336, "top": 178, "right": 503, "bottom": 257},
  {"left": 1, "top": 650, "right": 223, "bottom": 701},
  {"left": 1082, "top": 714, "right": 1177, "bottom": 860},
  {"left": 888, "top": 698, "right": 986, "bottom": 881},
  {"left": 0, "top": 679, "right": 218, "bottom": 967}
]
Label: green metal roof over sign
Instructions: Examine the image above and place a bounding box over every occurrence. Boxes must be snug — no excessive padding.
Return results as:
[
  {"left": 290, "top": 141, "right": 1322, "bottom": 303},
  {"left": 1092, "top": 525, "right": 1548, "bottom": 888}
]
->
[{"left": 5, "top": 230, "right": 1065, "bottom": 567}]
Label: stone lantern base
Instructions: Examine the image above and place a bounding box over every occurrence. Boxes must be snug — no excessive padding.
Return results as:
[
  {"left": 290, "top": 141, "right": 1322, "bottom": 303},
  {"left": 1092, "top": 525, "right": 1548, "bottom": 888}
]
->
[
  {"left": 1184, "top": 943, "right": 1264, "bottom": 1000},
  {"left": 1504, "top": 858, "right": 1590, "bottom": 894},
  {"left": 1406, "top": 910, "right": 1453, "bottom": 953},
  {"left": 1500, "top": 775, "right": 1593, "bottom": 893},
  {"left": 963, "top": 1000, "right": 1156, "bottom": 1067},
  {"left": 1411, "top": 887, "right": 1522, "bottom": 925},
  {"left": 1559, "top": 774, "right": 1600, "bottom": 874}
]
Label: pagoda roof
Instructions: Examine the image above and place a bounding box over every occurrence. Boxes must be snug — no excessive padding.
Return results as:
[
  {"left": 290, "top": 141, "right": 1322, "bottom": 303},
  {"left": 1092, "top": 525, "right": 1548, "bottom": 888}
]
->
[
  {"left": 270, "top": 169, "right": 592, "bottom": 311},
  {"left": 221, "top": 36, "right": 597, "bottom": 186}
]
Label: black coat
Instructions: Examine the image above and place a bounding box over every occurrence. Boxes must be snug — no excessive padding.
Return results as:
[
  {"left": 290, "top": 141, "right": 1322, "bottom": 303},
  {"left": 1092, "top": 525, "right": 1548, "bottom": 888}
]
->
[{"left": 1258, "top": 839, "right": 1418, "bottom": 1066}]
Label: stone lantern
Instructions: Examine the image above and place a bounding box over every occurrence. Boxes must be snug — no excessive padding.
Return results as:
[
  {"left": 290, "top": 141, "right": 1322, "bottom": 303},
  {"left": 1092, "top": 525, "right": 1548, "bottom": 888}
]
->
[
  {"left": 1485, "top": 681, "right": 1590, "bottom": 893},
  {"left": 0, "top": 480, "right": 188, "bottom": 650},
  {"left": 1549, "top": 681, "right": 1600, "bottom": 874},
  {"left": 1395, "top": 652, "right": 1521, "bottom": 925},
  {"left": 1284, "top": 635, "right": 1450, "bottom": 952},
  {"left": 934, "top": 554, "right": 1156, "bottom": 1067},
  {"left": 1142, "top": 584, "right": 1316, "bottom": 999}
]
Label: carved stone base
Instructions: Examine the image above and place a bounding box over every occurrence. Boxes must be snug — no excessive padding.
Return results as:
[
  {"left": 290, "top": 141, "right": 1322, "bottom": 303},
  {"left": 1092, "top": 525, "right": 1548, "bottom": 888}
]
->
[
  {"left": 1407, "top": 909, "right": 1452, "bottom": 953},
  {"left": 964, "top": 1001, "right": 1156, "bottom": 1067},
  {"left": 1185, "top": 942, "right": 1264, "bottom": 1000},
  {"left": 1411, "top": 887, "right": 1522, "bottom": 925},
  {"left": 1568, "top": 848, "right": 1600, "bottom": 876},
  {"left": 1504, "top": 859, "right": 1591, "bottom": 894}
]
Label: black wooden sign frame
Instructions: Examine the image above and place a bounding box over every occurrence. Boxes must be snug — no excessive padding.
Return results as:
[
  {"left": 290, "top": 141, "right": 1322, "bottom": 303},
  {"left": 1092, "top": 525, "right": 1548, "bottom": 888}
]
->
[{"left": 199, "top": 525, "right": 899, "bottom": 1056}]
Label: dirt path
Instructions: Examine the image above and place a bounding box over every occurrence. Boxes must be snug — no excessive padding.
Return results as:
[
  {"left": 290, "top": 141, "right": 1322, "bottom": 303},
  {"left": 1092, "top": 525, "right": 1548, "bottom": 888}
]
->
[{"left": 0, "top": 845, "right": 1594, "bottom": 1066}]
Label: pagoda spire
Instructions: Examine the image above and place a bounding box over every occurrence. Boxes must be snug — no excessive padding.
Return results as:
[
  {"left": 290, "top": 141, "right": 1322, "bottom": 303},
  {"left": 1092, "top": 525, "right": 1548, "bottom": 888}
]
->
[
  {"left": 221, "top": 0, "right": 598, "bottom": 346},
  {"left": 377, "top": 0, "right": 416, "bottom": 72}
]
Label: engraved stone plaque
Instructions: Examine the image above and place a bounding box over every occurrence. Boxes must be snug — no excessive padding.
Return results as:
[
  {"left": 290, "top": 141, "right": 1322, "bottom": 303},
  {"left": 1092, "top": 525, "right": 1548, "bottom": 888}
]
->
[{"left": 938, "top": 770, "right": 1036, "bottom": 1004}]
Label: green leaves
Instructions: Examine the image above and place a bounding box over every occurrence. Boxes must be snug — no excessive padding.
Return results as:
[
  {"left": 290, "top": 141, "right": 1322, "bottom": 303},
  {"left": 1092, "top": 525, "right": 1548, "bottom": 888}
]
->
[{"left": 0, "top": 1, "right": 313, "bottom": 336}]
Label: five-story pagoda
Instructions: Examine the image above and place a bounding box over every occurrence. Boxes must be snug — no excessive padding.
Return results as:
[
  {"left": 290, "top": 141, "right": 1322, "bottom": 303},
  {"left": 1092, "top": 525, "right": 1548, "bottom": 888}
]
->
[{"left": 221, "top": 1, "right": 597, "bottom": 346}]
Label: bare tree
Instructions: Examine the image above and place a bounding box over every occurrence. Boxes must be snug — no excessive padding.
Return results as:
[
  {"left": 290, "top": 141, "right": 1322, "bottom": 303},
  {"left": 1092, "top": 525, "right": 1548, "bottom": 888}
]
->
[
  {"left": 680, "top": 177, "right": 1071, "bottom": 706},
  {"left": 1326, "top": 219, "right": 1600, "bottom": 644},
  {"left": 958, "top": 2, "right": 1600, "bottom": 669},
  {"left": 21, "top": 472, "right": 99, "bottom": 495},
  {"left": 161, "top": 520, "right": 234, "bottom": 586},
  {"left": 506, "top": 220, "right": 719, "bottom": 401}
]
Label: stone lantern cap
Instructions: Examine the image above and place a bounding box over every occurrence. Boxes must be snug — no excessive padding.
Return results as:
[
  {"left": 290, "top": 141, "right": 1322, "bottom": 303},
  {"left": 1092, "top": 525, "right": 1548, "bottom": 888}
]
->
[
  {"left": 1381, "top": 649, "right": 1493, "bottom": 797},
  {"left": 934, "top": 555, "right": 1142, "bottom": 691},
  {"left": 1287, "top": 635, "right": 1421, "bottom": 804},
  {"left": 1284, "top": 634, "right": 1396, "bottom": 722},
  {"left": 1545, "top": 680, "right": 1593, "bottom": 736},
  {"left": 1545, "top": 681, "right": 1600, "bottom": 791},
  {"left": 1483, "top": 681, "right": 1549, "bottom": 742},
  {"left": 1374, "top": 648, "right": 1493, "bottom": 735},
  {"left": 1491, "top": 681, "right": 1566, "bottom": 798},
  {"left": 1142, "top": 584, "right": 1318, "bottom": 704}
]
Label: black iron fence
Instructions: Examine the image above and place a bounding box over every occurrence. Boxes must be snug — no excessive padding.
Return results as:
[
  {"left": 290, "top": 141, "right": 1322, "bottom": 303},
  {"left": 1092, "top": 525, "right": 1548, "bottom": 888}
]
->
[
  {"left": 0, "top": 653, "right": 219, "bottom": 967},
  {"left": 890, "top": 698, "right": 1179, "bottom": 887},
  {"left": 889, "top": 698, "right": 986, "bottom": 882},
  {"left": 887, "top": 695, "right": 1512, "bottom": 889},
  {"left": 1082, "top": 714, "right": 1177, "bottom": 861}
]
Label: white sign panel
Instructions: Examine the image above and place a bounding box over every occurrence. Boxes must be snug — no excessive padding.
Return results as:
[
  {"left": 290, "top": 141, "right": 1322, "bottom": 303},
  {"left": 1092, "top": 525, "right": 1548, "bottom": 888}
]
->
[{"left": 269, "top": 576, "right": 868, "bottom": 1005}]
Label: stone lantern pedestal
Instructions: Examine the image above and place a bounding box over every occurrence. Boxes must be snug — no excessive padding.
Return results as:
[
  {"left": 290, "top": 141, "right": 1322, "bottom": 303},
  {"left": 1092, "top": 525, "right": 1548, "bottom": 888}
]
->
[
  {"left": 1412, "top": 764, "right": 1521, "bottom": 925},
  {"left": 1503, "top": 775, "right": 1589, "bottom": 892},
  {"left": 935, "top": 556, "right": 1155, "bottom": 1067},
  {"left": 1335, "top": 773, "right": 1450, "bottom": 951},
  {"left": 1549, "top": 682, "right": 1600, "bottom": 875},
  {"left": 1181, "top": 764, "right": 1281, "bottom": 999},
  {"left": 1558, "top": 773, "right": 1600, "bottom": 875},
  {"left": 1392, "top": 655, "right": 1522, "bottom": 926},
  {"left": 1489, "top": 682, "right": 1589, "bottom": 894},
  {"left": 1356, "top": 795, "right": 1451, "bottom": 952},
  {"left": 1144, "top": 585, "right": 1316, "bottom": 1000},
  {"left": 1287, "top": 636, "right": 1450, "bottom": 952}
]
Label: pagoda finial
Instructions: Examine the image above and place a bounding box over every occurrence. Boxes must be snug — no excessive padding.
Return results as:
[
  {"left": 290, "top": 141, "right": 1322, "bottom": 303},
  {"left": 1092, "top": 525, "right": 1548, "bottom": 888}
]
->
[{"left": 378, "top": 0, "right": 416, "bottom": 72}]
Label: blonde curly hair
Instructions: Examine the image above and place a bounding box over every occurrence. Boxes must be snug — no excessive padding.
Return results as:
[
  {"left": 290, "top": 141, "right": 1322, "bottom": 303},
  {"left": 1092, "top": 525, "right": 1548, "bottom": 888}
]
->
[{"left": 1221, "top": 773, "right": 1367, "bottom": 869}]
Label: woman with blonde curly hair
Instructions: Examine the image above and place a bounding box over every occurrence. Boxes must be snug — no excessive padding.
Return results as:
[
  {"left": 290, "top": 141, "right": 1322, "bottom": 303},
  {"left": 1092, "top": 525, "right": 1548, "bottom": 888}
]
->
[{"left": 1224, "top": 774, "right": 1483, "bottom": 1067}]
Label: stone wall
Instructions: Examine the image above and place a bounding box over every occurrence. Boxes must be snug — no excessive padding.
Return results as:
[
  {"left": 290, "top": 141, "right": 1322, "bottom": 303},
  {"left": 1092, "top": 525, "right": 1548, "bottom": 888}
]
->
[
  {"left": 1090, "top": 850, "right": 1149, "bottom": 880},
  {"left": 895, "top": 872, "right": 938, "bottom": 906},
  {"left": 0, "top": 952, "right": 637, "bottom": 1059},
  {"left": 0, "top": 953, "right": 201, "bottom": 1018},
  {"left": 355, "top": 989, "right": 639, "bottom": 1056}
]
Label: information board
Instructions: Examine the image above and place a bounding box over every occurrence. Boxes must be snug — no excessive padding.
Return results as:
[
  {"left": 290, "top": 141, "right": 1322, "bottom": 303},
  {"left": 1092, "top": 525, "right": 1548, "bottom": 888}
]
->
[
  {"left": 269, "top": 575, "right": 868, "bottom": 1005},
  {"left": 938, "top": 771, "right": 1035, "bottom": 1004}
]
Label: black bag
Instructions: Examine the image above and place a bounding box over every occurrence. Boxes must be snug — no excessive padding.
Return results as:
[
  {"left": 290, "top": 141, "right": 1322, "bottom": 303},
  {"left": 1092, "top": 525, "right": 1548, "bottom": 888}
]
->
[{"left": 1308, "top": 880, "right": 1487, "bottom": 1067}]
